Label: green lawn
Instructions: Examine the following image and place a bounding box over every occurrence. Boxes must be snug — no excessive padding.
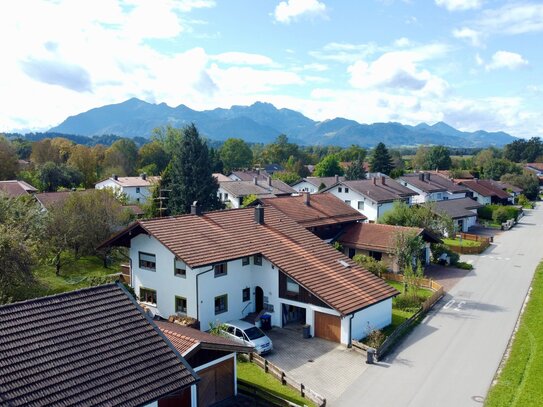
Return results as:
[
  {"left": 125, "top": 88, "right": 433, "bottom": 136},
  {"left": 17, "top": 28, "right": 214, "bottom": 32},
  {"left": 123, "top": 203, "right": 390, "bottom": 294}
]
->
[
  {"left": 443, "top": 238, "right": 481, "bottom": 248},
  {"left": 485, "top": 261, "right": 543, "bottom": 407},
  {"left": 11, "top": 254, "right": 122, "bottom": 302},
  {"left": 237, "top": 359, "right": 316, "bottom": 406},
  {"left": 387, "top": 280, "right": 434, "bottom": 300}
]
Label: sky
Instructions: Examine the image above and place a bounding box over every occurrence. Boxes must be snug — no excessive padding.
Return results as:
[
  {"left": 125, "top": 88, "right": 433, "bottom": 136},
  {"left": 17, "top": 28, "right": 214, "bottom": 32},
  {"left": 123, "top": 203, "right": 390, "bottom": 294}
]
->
[{"left": 1, "top": 0, "right": 542, "bottom": 139}]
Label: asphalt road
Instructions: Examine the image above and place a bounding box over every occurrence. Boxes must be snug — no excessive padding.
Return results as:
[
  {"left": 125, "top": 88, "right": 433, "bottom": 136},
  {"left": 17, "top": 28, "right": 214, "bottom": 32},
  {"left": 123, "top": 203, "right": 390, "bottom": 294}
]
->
[{"left": 336, "top": 204, "right": 543, "bottom": 407}]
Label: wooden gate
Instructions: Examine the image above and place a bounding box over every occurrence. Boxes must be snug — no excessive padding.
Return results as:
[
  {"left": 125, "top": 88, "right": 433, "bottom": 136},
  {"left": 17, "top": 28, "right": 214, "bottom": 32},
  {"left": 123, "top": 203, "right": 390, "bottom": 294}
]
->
[
  {"left": 314, "top": 311, "right": 341, "bottom": 342},
  {"left": 197, "top": 358, "right": 234, "bottom": 406}
]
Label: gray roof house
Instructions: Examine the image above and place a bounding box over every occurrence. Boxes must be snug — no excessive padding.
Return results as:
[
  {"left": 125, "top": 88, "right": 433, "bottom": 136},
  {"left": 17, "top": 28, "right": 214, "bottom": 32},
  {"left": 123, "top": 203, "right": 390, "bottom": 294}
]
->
[
  {"left": 432, "top": 197, "right": 484, "bottom": 232},
  {"left": 399, "top": 172, "right": 468, "bottom": 203},
  {"left": 219, "top": 177, "right": 296, "bottom": 208}
]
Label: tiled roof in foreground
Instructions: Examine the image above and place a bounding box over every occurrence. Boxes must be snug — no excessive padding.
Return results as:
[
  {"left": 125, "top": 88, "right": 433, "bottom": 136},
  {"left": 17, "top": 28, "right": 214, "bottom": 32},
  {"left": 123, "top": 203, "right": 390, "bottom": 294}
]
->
[
  {"left": 102, "top": 207, "right": 398, "bottom": 316},
  {"left": 0, "top": 283, "right": 197, "bottom": 407}
]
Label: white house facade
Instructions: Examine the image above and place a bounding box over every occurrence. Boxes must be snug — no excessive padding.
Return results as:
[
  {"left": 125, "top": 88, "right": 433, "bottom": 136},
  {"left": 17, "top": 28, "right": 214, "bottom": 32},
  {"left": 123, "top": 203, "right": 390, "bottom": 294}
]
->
[{"left": 95, "top": 174, "right": 159, "bottom": 204}]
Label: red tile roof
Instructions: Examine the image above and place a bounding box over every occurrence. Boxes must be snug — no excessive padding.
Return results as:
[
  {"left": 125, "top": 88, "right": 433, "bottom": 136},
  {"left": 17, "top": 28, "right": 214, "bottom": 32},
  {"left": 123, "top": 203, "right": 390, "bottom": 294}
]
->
[
  {"left": 259, "top": 193, "right": 366, "bottom": 228},
  {"left": 102, "top": 207, "right": 398, "bottom": 316}
]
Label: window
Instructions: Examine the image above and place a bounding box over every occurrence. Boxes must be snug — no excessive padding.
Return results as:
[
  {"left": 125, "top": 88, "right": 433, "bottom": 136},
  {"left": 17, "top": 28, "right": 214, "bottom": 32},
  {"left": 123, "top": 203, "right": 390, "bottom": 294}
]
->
[
  {"left": 136, "top": 187, "right": 140, "bottom": 193},
  {"left": 140, "top": 288, "right": 157, "bottom": 305},
  {"left": 224, "top": 193, "right": 229, "bottom": 200},
  {"left": 254, "top": 254, "right": 262, "bottom": 266},
  {"left": 215, "top": 294, "right": 228, "bottom": 314},
  {"left": 214, "top": 263, "right": 227, "bottom": 277},
  {"left": 242, "top": 287, "right": 250, "bottom": 302},
  {"left": 174, "top": 259, "right": 186, "bottom": 278},
  {"left": 345, "top": 200, "right": 351, "bottom": 205},
  {"left": 175, "top": 296, "right": 187, "bottom": 314},
  {"left": 242, "top": 256, "right": 250, "bottom": 266},
  {"left": 286, "top": 277, "right": 300, "bottom": 294},
  {"left": 338, "top": 187, "right": 342, "bottom": 192},
  {"left": 139, "top": 252, "right": 156, "bottom": 271},
  {"left": 358, "top": 201, "right": 364, "bottom": 210},
  {"left": 136, "top": 198, "right": 140, "bottom": 203},
  {"left": 345, "top": 187, "right": 349, "bottom": 193}
]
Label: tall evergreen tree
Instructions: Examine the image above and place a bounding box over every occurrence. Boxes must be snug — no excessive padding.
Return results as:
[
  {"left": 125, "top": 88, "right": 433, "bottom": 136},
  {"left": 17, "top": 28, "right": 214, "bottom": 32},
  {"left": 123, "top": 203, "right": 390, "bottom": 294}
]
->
[
  {"left": 370, "top": 142, "right": 394, "bottom": 175},
  {"left": 167, "top": 124, "right": 223, "bottom": 215},
  {"left": 345, "top": 154, "right": 366, "bottom": 180}
]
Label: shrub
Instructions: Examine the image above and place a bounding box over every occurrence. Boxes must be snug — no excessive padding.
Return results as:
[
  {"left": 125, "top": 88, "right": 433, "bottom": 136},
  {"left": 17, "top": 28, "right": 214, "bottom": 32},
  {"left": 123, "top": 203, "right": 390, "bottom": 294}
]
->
[
  {"left": 493, "top": 207, "right": 509, "bottom": 224},
  {"left": 431, "top": 243, "right": 460, "bottom": 265},
  {"left": 363, "top": 329, "right": 386, "bottom": 348},
  {"left": 393, "top": 293, "right": 423, "bottom": 312},
  {"left": 456, "top": 261, "right": 474, "bottom": 270},
  {"left": 517, "top": 194, "right": 533, "bottom": 208},
  {"left": 477, "top": 206, "right": 493, "bottom": 220},
  {"left": 353, "top": 254, "right": 388, "bottom": 277}
]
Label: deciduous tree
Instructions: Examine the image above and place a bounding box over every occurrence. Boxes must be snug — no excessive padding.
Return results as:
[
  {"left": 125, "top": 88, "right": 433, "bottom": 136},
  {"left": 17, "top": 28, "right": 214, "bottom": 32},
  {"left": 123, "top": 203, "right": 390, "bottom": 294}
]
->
[
  {"left": 313, "top": 155, "right": 343, "bottom": 177},
  {"left": 219, "top": 138, "right": 253, "bottom": 173},
  {"left": 0, "top": 136, "right": 18, "bottom": 180}
]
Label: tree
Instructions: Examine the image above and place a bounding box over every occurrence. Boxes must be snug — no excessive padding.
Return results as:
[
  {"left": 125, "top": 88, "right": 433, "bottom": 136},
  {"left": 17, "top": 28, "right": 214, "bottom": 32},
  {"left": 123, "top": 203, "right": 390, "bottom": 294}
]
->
[
  {"left": 50, "top": 138, "right": 75, "bottom": 162},
  {"left": 504, "top": 137, "right": 543, "bottom": 163},
  {"left": 474, "top": 148, "right": 501, "bottom": 170},
  {"left": 0, "top": 136, "right": 18, "bottom": 180},
  {"left": 481, "top": 158, "right": 520, "bottom": 180},
  {"left": 38, "top": 162, "right": 83, "bottom": 192},
  {"left": 103, "top": 138, "right": 138, "bottom": 176},
  {"left": 380, "top": 201, "right": 454, "bottom": 237},
  {"left": 412, "top": 145, "right": 451, "bottom": 170},
  {"left": 501, "top": 173, "right": 540, "bottom": 200},
  {"left": 166, "top": 124, "right": 223, "bottom": 214},
  {"left": 313, "top": 155, "right": 343, "bottom": 177},
  {"left": 220, "top": 138, "right": 253, "bottom": 173},
  {"left": 272, "top": 171, "right": 300, "bottom": 185},
  {"left": 138, "top": 141, "right": 169, "bottom": 175},
  {"left": 241, "top": 194, "right": 258, "bottom": 208},
  {"left": 353, "top": 254, "right": 387, "bottom": 277},
  {"left": 209, "top": 147, "right": 224, "bottom": 173},
  {"left": 338, "top": 145, "right": 366, "bottom": 162},
  {"left": 394, "top": 230, "right": 424, "bottom": 272},
  {"left": 345, "top": 154, "right": 366, "bottom": 180},
  {"left": 68, "top": 145, "right": 99, "bottom": 188},
  {"left": 370, "top": 143, "right": 394, "bottom": 175},
  {"left": 262, "top": 134, "right": 300, "bottom": 164},
  {"left": 30, "top": 139, "right": 62, "bottom": 165}
]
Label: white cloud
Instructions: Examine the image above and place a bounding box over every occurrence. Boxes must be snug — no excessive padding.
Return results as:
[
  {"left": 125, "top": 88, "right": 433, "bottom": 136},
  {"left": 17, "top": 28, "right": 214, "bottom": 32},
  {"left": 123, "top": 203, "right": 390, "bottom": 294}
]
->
[
  {"left": 485, "top": 51, "right": 528, "bottom": 71},
  {"left": 212, "top": 52, "right": 274, "bottom": 66},
  {"left": 453, "top": 27, "right": 482, "bottom": 47},
  {"left": 477, "top": 3, "right": 543, "bottom": 35},
  {"left": 394, "top": 37, "right": 411, "bottom": 47},
  {"left": 435, "top": 0, "right": 482, "bottom": 11},
  {"left": 475, "top": 53, "right": 484, "bottom": 66},
  {"left": 273, "top": 0, "right": 327, "bottom": 24}
]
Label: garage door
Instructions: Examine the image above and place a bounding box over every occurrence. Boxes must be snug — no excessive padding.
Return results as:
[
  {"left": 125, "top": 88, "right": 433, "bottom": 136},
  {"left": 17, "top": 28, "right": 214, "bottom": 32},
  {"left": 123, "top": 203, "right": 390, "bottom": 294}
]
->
[
  {"left": 314, "top": 311, "right": 341, "bottom": 342},
  {"left": 197, "top": 358, "right": 234, "bottom": 406}
]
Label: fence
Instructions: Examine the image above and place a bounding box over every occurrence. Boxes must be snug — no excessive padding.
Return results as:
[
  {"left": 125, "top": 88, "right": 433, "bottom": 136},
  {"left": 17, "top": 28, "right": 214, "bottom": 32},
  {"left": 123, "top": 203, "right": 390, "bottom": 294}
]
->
[
  {"left": 445, "top": 232, "right": 491, "bottom": 254},
  {"left": 238, "top": 379, "right": 301, "bottom": 407},
  {"left": 248, "top": 353, "right": 326, "bottom": 407},
  {"left": 382, "top": 272, "right": 442, "bottom": 291}
]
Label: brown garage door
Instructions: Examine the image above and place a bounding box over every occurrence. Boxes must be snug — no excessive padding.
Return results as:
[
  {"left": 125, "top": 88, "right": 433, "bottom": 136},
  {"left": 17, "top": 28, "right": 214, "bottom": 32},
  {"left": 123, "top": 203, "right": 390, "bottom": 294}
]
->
[
  {"left": 197, "top": 357, "right": 234, "bottom": 406},
  {"left": 314, "top": 311, "right": 341, "bottom": 342}
]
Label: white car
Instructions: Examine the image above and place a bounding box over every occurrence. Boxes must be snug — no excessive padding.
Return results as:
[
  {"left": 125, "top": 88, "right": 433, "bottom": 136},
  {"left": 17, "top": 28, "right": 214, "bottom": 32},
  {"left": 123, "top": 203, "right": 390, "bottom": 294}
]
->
[{"left": 221, "top": 320, "right": 273, "bottom": 355}]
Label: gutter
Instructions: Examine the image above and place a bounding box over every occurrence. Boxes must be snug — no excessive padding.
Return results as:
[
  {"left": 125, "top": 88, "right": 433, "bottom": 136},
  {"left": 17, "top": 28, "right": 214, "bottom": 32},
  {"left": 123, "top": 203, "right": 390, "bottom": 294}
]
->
[{"left": 347, "top": 313, "right": 355, "bottom": 348}]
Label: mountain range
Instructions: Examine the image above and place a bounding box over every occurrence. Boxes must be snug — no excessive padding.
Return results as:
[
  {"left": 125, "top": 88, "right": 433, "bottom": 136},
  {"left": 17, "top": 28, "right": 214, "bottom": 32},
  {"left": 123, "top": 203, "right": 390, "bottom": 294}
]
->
[{"left": 49, "top": 98, "right": 517, "bottom": 148}]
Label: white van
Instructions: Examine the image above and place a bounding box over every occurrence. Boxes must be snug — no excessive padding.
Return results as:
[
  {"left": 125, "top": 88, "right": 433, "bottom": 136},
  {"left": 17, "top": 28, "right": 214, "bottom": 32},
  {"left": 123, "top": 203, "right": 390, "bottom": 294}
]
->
[{"left": 221, "top": 320, "right": 273, "bottom": 355}]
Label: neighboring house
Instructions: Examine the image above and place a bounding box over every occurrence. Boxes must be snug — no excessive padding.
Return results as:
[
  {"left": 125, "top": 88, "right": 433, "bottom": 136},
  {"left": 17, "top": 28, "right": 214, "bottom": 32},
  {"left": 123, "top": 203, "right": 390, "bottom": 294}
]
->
[
  {"left": 99, "top": 205, "right": 398, "bottom": 345},
  {"left": 213, "top": 173, "right": 232, "bottom": 182},
  {"left": 491, "top": 180, "right": 523, "bottom": 202},
  {"left": 259, "top": 193, "right": 366, "bottom": 240},
  {"left": 432, "top": 197, "right": 484, "bottom": 232},
  {"left": 228, "top": 170, "right": 270, "bottom": 182},
  {"left": 157, "top": 321, "right": 252, "bottom": 407},
  {"left": 291, "top": 175, "right": 345, "bottom": 194},
  {"left": 338, "top": 223, "right": 440, "bottom": 272},
  {"left": 0, "top": 283, "right": 198, "bottom": 407},
  {"left": 460, "top": 179, "right": 511, "bottom": 205},
  {"left": 399, "top": 172, "right": 467, "bottom": 203},
  {"left": 95, "top": 174, "right": 159, "bottom": 204},
  {"left": 218, "top": 178, "right": 295, "bottom": 208},
  {"left": 264, "top": 163, "right": 283, "bottom": 174},
  {"left": 524, "top": 163, "right": 543, "bottom": 177},
  {"left": 0, "top": 180, "right": 37, "bottom": 197},
  {"left": 321, "top": 177, "right": 417, "bottom": 222}
]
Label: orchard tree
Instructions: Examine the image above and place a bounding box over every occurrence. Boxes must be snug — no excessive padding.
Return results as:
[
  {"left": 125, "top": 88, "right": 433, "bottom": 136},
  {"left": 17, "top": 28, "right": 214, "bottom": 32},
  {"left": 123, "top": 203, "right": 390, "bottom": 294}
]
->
[
  {"left": 370, "top": 142, "right": 394, "bottom": 175},
  {"left": 220, "top": 138, "right": 253, "bottom": 173}
]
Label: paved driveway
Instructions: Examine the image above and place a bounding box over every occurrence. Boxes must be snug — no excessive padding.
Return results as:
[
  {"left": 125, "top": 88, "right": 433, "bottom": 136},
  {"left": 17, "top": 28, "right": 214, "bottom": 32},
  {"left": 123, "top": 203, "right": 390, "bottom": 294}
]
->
[{"left": 264, "top": 325, "right": 367, "bottom": 404}]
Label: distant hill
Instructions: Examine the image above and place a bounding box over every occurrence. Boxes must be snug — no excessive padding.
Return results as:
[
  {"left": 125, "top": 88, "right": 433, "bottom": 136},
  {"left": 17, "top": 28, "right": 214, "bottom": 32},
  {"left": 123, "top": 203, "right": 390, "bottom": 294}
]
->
[{"left": 49, "top": 98, "right": 517, "bottom": 148}]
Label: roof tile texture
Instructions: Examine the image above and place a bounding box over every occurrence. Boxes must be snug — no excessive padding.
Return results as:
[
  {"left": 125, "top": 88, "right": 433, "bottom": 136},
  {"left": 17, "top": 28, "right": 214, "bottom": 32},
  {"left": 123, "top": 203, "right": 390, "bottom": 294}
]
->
[
  {"left": 342, "top": 178, "right": 417, "bottom": 203},
  {"left": 400, "top": 173, "right": 467, "bottom": 194},
  {"left": 339, "top": 223, "right": 424, "bottom": 253}
]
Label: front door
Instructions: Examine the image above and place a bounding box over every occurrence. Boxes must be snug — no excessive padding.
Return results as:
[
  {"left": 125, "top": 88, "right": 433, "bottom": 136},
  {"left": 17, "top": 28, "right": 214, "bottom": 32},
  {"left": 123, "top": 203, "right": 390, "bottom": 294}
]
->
[{"left": 255, "top": 286, "right": 264, "bottom": 313}]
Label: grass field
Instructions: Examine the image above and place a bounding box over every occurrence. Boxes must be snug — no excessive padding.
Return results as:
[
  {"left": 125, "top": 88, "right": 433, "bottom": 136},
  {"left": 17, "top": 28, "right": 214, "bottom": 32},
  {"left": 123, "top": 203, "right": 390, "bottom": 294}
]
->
[
  {"left": 11, "top": 254, "right": 122, "bottom": 302},
  {"left": 237, "top": 359, "right": 316, "bottom": 406},
  {"left": 485, "top": 261, "right": 543, "bottom": 407},
  {"left": 443, "top": 238, "right": 481, "bottom": 248}
]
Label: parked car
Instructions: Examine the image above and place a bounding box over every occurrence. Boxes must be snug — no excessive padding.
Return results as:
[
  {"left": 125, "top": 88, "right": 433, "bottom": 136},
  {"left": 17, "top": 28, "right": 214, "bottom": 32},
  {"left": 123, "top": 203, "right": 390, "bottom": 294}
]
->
[{"left": 221, "top": 320, "right": 273, "bottom": 355}]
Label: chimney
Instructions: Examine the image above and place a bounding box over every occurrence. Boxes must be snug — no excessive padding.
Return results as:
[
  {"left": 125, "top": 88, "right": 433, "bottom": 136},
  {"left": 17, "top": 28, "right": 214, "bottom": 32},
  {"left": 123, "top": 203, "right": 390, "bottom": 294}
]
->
[
  {"left": 335, "top": 174, "right": 339, "bottom": 183},
  {"left": 373, "top": 177, "right": 377, "bottom": 185},
  {"left": 191, "top": 201, "right": 202, "bottom": 216},
  {"left": 254, "top": 205, "right": 264, "bottom": 225},
  {"left": 381, "top": 176, "right": 386, "bottom": 185},
  {"left": 419, "top": 173, "right": 424, "bottom": 181},
  {"left": 140, "top": 173, "right": 147, "bottom": 180},
  {"left": 425, "top": 173, "right": 430, "bottom": 181},
  {"left": 112, "top": 174, "right": 118, "bottom": 181},
  {"left": 304, "top": 192, "right": 311, "bottom": 206},
  {"left": 257, "top": 168, "right": 260, "bottom": 176},
  {"left": 267, "top": 176, "right": 272, "bottom": 186},
  {"left": 253, "top": 176, "right": 258, "bottom": 185}
]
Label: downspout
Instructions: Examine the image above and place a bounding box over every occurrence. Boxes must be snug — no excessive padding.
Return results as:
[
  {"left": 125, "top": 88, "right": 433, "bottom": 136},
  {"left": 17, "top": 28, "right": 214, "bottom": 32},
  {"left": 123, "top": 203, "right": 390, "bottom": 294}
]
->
[
  {"left": 347, "top": 313, "right": 355, "bottom": 348},
  {"left": 196, "top": 265, "right": 216, "bottom": 323}
]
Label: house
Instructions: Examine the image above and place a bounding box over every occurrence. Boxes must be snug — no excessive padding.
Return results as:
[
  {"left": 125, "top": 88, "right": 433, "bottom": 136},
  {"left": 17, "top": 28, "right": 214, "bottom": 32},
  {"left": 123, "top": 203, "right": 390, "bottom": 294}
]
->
[
  {"left": 228, "top": 170, "right": 270, "bottom": 181},
  {"left": 258, "top": 193, "right": 367, "bottom": 240},
  {"left": 338, "top": 223, "right": 440, "bottom": 272},
  {"left": 399, "top": 172, "right": 467, "bottom": 203},
  {"left": 264, "top": 163, "right": 284, "bottom": 174},
  {"left": 218, "top": 178, "right": 295, "bottom": 208},
  {"left": 291, "top": 175, "right": 346, "bottom": 194},
  {"left": 95, "top": 173, "right": 159, "bottom": 204},
  {"left": 0, "top": 283, "right": 198, "bottom": 407},
  {"left": 321, "top": 177, "right": 417, "bottom": 222},
  {"left": 524, "top": 163, "right": 543, "bottom": 177},
  {"left": 432, "top": 197, "right": 483, "bottom": 232},
  {"left": 0, "top": 180, "right": 37, "bottom": 198},
  {"left": 460, "top": 179, "right": 511, "bottom": 205},
  {"left": 157, "top": 321, "right": 252, "bottom": 407},
  {"left": 99, "top": 205, "right": 398, "bottom": 346},
  {"left": 213, "top": 173, "right": 232, "bottom": 182}
]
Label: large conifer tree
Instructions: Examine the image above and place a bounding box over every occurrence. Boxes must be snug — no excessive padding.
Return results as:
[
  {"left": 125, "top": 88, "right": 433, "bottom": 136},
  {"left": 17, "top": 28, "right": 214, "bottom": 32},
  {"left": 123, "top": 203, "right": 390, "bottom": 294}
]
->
[
  {"left": 166, "top": 124, "right": 223, "bottom": 215},
  {"left": 369, "top": 142, "right": 394, "bottom": 175}
]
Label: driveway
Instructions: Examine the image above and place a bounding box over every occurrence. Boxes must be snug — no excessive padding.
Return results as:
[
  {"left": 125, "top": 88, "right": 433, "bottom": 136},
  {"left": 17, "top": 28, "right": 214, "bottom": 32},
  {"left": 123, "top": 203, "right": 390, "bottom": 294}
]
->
[
  {"left": 264, "top": 325, "right": 368, "bottom": 404},
  {"left": 335, "top": 205, "right": 543, "bottom": 407},
  {"left": 424, "top": 264, "right": 472, "bottom": 292}
]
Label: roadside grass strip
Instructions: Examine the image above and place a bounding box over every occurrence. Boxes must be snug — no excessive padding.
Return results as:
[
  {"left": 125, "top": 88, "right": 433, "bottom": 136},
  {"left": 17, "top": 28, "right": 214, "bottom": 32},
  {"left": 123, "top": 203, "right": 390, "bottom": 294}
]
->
[{"left": 485, "top": 262, "right": 543, "bottom": 407}]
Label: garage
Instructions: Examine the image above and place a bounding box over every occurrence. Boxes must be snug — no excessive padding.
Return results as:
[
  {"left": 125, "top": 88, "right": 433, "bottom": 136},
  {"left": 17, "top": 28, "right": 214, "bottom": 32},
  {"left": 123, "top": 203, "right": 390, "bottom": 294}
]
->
[
  {"left": 314, "top": 311, "right": 341, "bottom": 342},
  {"left": 197, "top": 358, "right": 234, "bottom": 406}
]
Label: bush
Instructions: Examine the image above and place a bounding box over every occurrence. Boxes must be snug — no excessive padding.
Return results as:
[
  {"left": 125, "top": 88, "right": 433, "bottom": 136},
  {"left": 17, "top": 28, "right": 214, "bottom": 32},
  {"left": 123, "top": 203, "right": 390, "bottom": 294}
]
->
[
  {"left": 353, "top": 254, "right": 388, "bottom": 277},
  {"left": 393, "top": 293, "right": 422, "bottom": 312},
  {"left": 363, "top": 329, "right": 386, "bottom": 348},
  {"left": 477, "top": 206, "right": 493, "bottom": 220},
  {"left": 517, "top": 194, "right": 533, "bottom": 208},
  {"left": 456, "top": 261, "right": 474, "bottom": 270},
  {"left": 493, "top": 207, "right": 509, "bottom": 224},
  {"left": 431, "top": 243, "right": 460, "bottom": 266}
]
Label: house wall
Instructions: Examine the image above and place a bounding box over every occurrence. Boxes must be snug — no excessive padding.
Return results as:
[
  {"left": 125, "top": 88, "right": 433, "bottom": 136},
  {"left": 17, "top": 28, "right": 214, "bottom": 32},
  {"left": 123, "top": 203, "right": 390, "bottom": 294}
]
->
[
  {"left": 341, "top": 298, "right": 393, "bottom": 343},
  {"left": 455, "top": 215, "right": 477, "bottom": 232},
  {"left": 292, "top": 181, "right": 319, "bottom": 194},
  {"left": 217, "top": 186, "right": 241, "bottom": 208},
  {"left": 446, "top": 191, "right": 466, "bottom": 200},
  {"left": 468, "top": 190, "right": 492, "bottom": 205},
  {"left": 326, "top": 186, "right": 380, "bottom": 221},
  {"left": 96, "top": 179, "right": 152, "bottom": 204}
]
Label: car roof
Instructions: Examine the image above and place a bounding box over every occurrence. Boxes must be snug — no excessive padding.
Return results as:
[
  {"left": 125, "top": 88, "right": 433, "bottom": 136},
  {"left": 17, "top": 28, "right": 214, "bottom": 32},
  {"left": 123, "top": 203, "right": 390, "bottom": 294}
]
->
[{"left": 226, "top": 320, "right": 256, "bottom": 330}]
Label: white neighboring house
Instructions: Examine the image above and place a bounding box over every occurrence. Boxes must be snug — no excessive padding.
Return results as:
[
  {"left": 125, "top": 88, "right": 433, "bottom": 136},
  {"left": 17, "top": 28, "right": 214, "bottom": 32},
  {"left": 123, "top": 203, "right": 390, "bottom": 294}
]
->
[
  {"left": 218, "top": 177, "right": 295, "bottom": 208},
  {"left": 399, "top": 172, "right": 467, "bottom": 203},
  {"left": 95, "top": 174, "right": 159, "bottom": 204},
  {"left": 321, "top": 177, "right": 417, "bottom": 222},
  {"left": 100, "top": 205, "right": 397, "bottom": 346},
  {"left": 432, "top": 197, "right": 483, "bottom": 233},
  {"left": 291, "top": 175, "right": 345, "bottom": 194}
]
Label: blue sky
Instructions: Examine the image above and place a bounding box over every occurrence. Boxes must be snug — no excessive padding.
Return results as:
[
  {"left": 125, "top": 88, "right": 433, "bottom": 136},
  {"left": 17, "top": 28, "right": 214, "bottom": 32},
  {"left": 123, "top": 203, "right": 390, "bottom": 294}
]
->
[{"left": 1, "top": 0, "right": 541, "bottom": 138}]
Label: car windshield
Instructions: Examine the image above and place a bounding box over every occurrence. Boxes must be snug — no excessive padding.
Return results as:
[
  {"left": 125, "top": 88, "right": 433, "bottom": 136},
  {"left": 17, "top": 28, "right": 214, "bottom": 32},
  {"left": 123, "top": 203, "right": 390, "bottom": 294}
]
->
[{"left": 244, "top": 326, "right": 265, "bottom": 340}]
